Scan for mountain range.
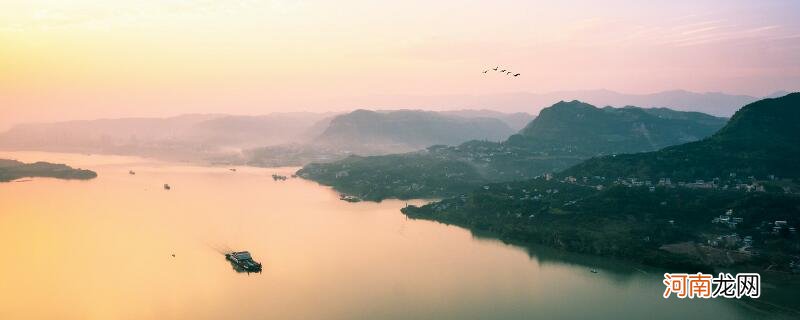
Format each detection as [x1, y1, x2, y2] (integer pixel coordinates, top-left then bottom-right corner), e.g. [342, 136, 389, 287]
[0, 109, 530, 164]
[563, 92, 800, 181]
[0, 113, 334, 161]
[345, 89, 791, 117]
[298, 102, 728, 200]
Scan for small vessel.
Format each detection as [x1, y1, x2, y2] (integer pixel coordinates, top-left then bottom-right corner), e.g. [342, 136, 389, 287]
[590, 269, 598, 274]
[339, 194, 361, 203]
[163, 183, 171, 190]
[272, 174, 287, 181]
[225, 251, 262, 273]
[129, 170, 136, 175]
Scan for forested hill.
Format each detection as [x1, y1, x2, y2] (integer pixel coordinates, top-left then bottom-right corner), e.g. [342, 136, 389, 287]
[509, 100, 728, 156]
[563, 92, 800, 181]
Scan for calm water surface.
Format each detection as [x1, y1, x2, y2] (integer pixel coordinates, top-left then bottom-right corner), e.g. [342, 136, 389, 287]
[0, 152, 792, 319]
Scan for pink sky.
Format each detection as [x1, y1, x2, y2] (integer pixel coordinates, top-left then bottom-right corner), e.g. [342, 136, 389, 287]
[1, 0, 799, 129]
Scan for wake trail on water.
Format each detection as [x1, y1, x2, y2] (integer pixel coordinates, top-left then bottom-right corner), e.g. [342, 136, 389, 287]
[205, 242, 233, 255]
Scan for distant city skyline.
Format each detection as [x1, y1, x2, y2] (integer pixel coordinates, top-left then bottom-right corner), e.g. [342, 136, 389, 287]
[1, 1, 799, 128]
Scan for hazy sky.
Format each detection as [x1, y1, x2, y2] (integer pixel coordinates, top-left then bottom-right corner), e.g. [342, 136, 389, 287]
[1, 0, 799, 128]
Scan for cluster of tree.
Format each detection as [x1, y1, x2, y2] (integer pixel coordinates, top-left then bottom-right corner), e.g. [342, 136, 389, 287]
[0, 159, 97, 182]
[403, 178, 800, 272]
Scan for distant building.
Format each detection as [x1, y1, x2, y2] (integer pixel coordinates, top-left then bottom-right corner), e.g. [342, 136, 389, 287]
[721, 234, 741, 248]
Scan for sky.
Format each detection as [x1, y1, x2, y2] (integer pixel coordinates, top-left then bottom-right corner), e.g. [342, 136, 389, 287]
[1, 0, 799, 128]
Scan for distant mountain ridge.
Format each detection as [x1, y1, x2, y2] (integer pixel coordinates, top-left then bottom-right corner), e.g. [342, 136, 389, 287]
[0, 112, 335, 161]
[0, 109, 531, 165]
[348, 89, 782, 117]
[563, 92, 800, 180]
[0, 112, 335, 149]
[243, 109, 530, 167]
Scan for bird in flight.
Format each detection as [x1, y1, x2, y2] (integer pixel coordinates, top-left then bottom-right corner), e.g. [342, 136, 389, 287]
[483, 66, 520, 78]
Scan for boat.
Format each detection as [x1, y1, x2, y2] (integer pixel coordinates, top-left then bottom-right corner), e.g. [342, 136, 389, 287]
[225, 251, 262, 273]
[590, 269, 598, 273]
[339, 194, 361, 203]
[129, 170, 136, 175]
[272, 174, 288, 181]
[163, 184, 171, 190]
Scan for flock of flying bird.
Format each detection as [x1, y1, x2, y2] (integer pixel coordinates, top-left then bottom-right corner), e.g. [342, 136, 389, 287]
[483, 66, 520, 77]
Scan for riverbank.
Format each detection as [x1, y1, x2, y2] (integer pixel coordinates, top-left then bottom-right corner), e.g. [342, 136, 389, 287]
[400, 178, 800, 275]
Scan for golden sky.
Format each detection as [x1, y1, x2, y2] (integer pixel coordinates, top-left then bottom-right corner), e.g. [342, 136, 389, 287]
[1, 0, 799, 127]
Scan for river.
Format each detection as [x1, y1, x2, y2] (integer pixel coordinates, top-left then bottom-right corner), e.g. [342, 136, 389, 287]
[0, 152, 793, 319]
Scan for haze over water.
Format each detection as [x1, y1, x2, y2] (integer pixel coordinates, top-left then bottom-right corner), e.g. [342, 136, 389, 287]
[0, 152, 784, 319]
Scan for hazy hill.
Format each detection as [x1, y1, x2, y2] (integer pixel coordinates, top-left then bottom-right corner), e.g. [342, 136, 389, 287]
[298, 102, 727, 200]
[440, 109, 534, 130]
[183, 112, 337, 148]
[0, 109, 531, 165]
[0, 113, 333, 161]
[242, 109, 533, 167]
[563, 92, 800, 180]
[311, 109, 516, 154]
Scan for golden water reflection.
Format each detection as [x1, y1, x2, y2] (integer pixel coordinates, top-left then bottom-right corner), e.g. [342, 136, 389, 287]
[0, 152, 774, 319]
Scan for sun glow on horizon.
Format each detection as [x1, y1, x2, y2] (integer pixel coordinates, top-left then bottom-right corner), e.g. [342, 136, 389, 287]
[1, 0, 799, 127]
